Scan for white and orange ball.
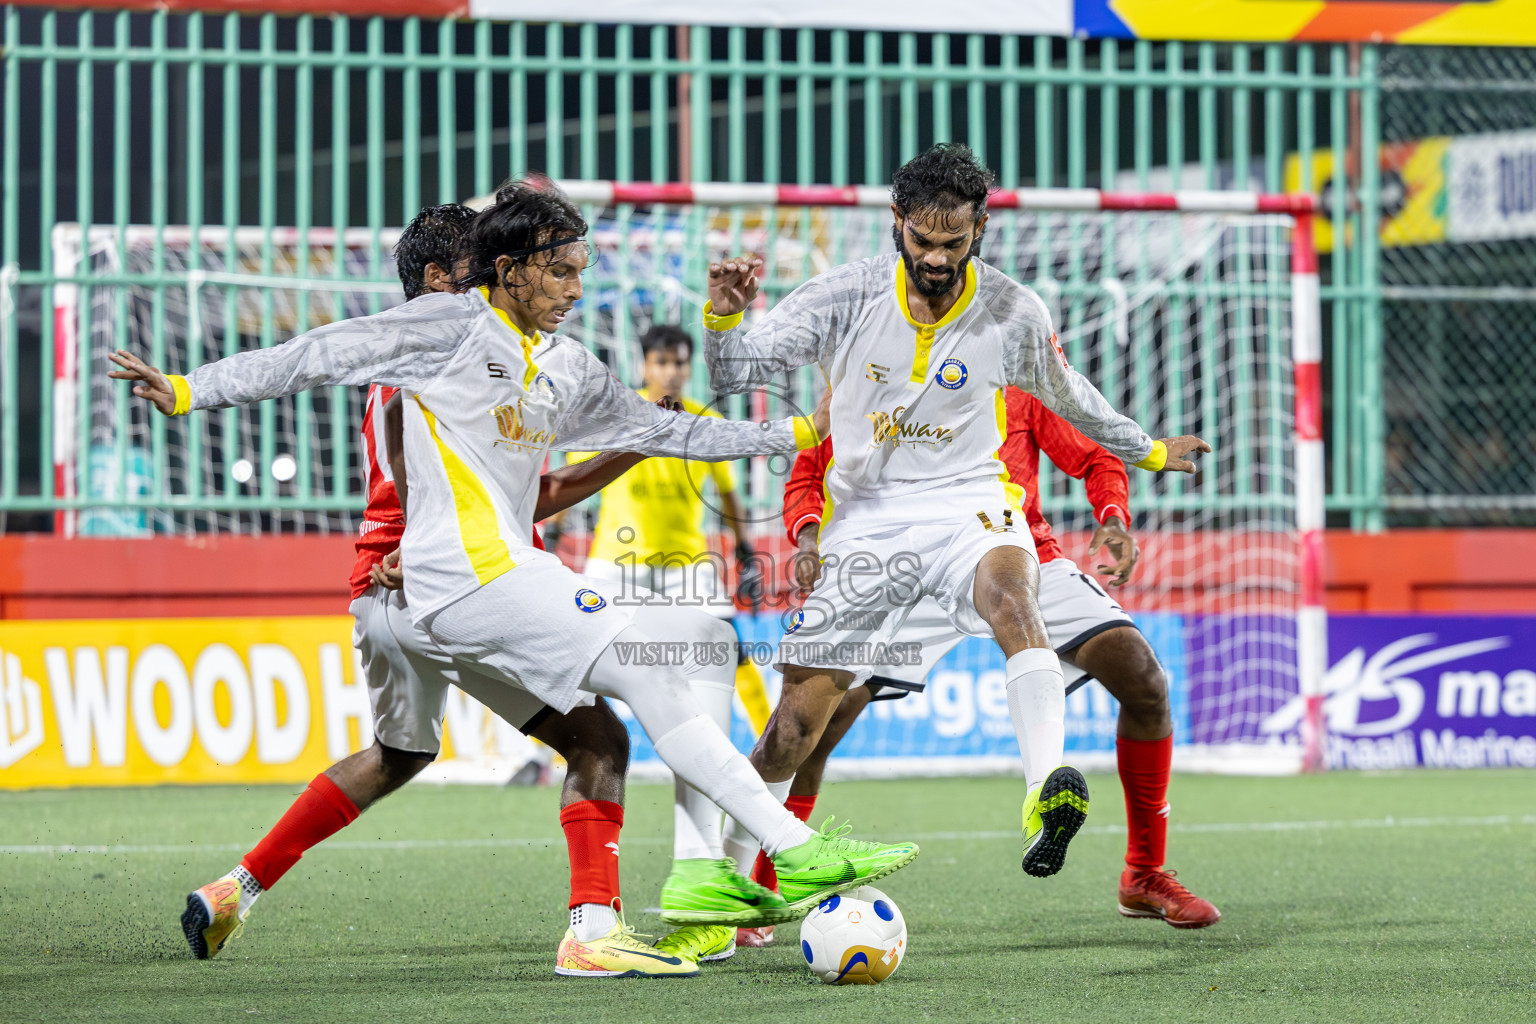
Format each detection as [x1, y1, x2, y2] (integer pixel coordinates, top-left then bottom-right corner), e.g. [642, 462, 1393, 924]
[798, 886, 907, 985]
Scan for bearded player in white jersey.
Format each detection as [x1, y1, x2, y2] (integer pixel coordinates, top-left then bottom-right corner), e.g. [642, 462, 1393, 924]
[703, 145, 1210, 880]
[110, 183, 921, 960]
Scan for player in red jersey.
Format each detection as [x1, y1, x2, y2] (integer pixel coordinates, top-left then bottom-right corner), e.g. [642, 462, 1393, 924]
[735, 386, 1219, 941]
[183, 205, 700, 977]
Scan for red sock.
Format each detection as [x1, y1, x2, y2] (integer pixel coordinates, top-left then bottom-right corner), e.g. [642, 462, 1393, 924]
[751, 794, 818, 891]
[1117, 735, 1173, 873]
[560, 799, 624, 910]
[240, 773, 360, 890]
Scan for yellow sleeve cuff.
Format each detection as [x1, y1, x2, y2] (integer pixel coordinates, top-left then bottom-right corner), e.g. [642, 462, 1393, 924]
[792, 416, 820, 451]
[167, 374, 193, 416]
[1132, 439, 1167, 472]
[702, 301, 744, 332]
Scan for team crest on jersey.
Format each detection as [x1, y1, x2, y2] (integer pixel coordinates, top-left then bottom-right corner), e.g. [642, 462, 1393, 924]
[866, 407, 954, 449]
[574, 589, 607, 613]
[784, 608, 805, 634]
[935, 358, 968, 390]
[532, 371, 557, 402]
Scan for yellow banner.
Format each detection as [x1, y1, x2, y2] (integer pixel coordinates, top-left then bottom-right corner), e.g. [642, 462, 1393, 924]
[0, 617, 380, 788]
[0, 616, 553, 789]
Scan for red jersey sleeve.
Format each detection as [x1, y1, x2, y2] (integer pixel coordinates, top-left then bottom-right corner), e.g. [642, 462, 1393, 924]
[1029, 399, 1131, 524]
[782, 437, 833, 544]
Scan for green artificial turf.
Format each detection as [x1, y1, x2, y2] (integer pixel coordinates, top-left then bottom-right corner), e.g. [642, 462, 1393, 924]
[2, 770, 1533, 1023]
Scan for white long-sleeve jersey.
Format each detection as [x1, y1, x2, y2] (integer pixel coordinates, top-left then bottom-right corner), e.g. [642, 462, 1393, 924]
[179, 289, 808, 619]
[705, 252, 1155, 530]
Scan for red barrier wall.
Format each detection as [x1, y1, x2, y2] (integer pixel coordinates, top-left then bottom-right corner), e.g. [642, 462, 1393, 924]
[3, 529, 1534, 619]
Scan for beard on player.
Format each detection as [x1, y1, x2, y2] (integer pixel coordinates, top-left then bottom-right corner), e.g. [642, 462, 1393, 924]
[891, 218, 982, 298]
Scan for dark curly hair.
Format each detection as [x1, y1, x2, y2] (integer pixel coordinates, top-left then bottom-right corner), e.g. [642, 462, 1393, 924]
[890, 143, 996, 226]
[451, 179, 589, 294]
[394, 203, 476, 300]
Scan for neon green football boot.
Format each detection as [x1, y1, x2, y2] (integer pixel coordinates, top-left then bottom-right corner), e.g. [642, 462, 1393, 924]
[655, 924, 736, 963]
[773, 818, 921, 912]
[658, 858, 794, 927]
[1021, 765, 1090, 878]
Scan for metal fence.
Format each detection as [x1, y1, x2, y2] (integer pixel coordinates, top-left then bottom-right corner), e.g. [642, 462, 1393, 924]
[0, 9, 1383, 532]
[1378, 47, 1536, 526]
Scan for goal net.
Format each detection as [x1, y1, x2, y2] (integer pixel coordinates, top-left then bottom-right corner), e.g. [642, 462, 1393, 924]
[52, 184, 1324, 777]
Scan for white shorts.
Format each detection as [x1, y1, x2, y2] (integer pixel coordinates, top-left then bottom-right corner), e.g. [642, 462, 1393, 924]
[350, 584, 584, 757]
[861, 557, 1137, 697]
[584, 556, 735, 620]
[774, 509, 1037, 684]
[423, 546, 638, 714]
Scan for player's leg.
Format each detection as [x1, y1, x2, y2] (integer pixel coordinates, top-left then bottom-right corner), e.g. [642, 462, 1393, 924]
[1065, 624, 1220, 928]
[628, 603, 751, 957]
[967, 541, 1088, 877]
[733, 682, 873, 948]
[583, 630, 918, 917]
[182, 590, 443, 960]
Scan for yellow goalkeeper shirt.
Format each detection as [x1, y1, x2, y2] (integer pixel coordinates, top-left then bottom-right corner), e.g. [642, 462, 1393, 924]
[575, 393, 739, 563]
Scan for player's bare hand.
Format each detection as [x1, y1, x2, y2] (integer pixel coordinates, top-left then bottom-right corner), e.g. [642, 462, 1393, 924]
[707, 255, 763, 318]
[106, 349, 177, 415]
[811, 388, 832, 441]
[1087, 516, 1139, 588]
[1158, 435, 1212, 474]
[654, 396, 683, 413]
[369, 549, 404, 591]
[793, 525, 822, 594]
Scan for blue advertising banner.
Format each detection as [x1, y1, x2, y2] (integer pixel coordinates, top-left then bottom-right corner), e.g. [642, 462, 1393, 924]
[605, 612, 1536, 776]
[1269, 615, 1536, 771]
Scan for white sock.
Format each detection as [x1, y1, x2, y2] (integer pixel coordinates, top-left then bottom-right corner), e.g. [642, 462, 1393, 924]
[653, 716, 814, 859]
[228, 865, 262, 919]
[1005, 648, 1066, 793]
[672, 679, 735, 861]
[570, 901, 618, 942]
[722, 778, 792, 872]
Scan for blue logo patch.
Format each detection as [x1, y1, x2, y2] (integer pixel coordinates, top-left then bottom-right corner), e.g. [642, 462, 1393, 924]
[574, 589, 607, 613]
[935, 358, 968, 390]
[817, 894, 840, 914]
[802, 939, 815, 964]
[532, 371, 557, 402]
[873, 899, 895, 922]
[784, 608, 805, 635]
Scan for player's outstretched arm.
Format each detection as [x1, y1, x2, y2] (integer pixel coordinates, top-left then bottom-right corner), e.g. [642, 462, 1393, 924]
[108, 294, 467, 415]
[553, 347, 824, 460]
[701, 256, 857, 394]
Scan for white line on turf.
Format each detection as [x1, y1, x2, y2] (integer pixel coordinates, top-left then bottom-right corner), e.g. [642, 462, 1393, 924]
[3, 814, 1533, 856]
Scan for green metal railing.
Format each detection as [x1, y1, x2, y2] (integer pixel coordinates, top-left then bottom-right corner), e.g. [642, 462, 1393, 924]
[0, 9, 1382, 531]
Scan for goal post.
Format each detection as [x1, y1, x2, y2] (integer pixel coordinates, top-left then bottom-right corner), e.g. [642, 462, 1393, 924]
[49, 184, 1326, 777]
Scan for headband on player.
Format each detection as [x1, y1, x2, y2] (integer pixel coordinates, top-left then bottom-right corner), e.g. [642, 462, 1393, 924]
[504, 234, 585, 261]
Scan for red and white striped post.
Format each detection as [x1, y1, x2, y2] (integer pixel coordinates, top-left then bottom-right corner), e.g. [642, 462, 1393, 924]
[1291, 213, 1328, 773]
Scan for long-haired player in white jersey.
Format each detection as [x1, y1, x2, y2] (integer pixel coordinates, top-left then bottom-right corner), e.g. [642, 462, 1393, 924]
[174, 203, 716, 978]
[701, 145, 1210, 881]
[111, 182, 922, 959]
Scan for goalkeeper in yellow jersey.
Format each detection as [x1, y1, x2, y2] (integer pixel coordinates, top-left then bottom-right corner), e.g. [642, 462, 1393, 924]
[571, 323, 773, 963]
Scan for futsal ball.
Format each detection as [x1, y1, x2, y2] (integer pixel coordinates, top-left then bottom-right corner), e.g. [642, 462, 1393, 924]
[798, 886, 907, 985]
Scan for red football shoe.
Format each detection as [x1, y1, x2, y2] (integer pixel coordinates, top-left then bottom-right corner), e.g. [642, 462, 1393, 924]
[1117, 868, 1221, 929]
[735, 926, 775, 947]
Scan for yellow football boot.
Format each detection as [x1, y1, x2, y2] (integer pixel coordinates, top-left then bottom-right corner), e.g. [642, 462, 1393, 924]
[555, 906, 699, 979]
[182, 876, 247, 960]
